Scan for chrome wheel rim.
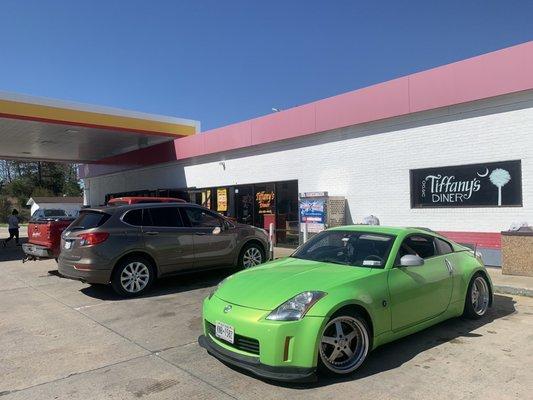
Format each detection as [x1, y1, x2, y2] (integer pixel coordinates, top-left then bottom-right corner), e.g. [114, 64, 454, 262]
[319, 316, 369, 374]
[242, 247, 262, 268]
[471, 276, 489, 316]
[120, 262, 150, 293]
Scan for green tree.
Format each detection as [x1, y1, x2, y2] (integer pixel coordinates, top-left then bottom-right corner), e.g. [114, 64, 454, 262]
[31, 186, 55, 197]
[0, 195, 11, 223]
[0, 160, 82, 218]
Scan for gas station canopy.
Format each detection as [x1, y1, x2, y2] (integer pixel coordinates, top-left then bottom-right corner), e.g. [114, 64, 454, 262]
[0, 91, 199, 162]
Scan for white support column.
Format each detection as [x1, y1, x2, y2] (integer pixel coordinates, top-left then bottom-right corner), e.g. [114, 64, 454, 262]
[268, 222, 275, 260]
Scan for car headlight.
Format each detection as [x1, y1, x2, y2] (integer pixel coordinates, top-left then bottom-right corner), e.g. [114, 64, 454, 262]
[266, 291, 326, 321]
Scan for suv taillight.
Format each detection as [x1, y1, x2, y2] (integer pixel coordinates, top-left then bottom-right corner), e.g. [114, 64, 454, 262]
[77, 232, 109, 246]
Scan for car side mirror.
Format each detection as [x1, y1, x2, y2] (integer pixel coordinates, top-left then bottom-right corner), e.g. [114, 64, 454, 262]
[222, 220, 234, 230]
[212, 226, 222, 235]
[399, 254, 424, 267]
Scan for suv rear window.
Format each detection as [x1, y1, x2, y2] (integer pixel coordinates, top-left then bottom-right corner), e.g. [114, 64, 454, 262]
[70, 211, 110, 230]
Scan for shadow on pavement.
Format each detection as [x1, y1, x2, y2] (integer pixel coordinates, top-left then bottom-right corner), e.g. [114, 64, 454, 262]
[78, 267, 235, 301]
[234, 294, 516, 389]
[0, 237, 27, 262]
[58, 265, 517, 389]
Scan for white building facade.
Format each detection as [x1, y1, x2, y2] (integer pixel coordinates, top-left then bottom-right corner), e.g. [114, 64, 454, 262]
[86, 91, 533, 232]
[81, 43, 533, 264]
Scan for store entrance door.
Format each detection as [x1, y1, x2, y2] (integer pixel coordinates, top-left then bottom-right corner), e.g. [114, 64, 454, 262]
[235, 185, 254, 225]
[254, 182, 276, 230]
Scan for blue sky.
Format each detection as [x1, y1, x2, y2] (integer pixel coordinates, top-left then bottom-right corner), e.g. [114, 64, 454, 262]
[0, 1, 531, 131]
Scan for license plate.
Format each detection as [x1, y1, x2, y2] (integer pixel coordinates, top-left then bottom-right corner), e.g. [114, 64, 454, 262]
[215, 321, 234, 344]
[64, 241, 72, 250]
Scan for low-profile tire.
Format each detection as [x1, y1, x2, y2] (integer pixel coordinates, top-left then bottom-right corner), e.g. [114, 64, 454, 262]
[111, 256, 155, 297]
[463, 273, 490, 319]
[238, 242, 265, 270]
[317, 312, 371, 377]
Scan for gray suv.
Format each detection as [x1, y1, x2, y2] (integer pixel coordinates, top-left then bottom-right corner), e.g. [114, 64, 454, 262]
[58, 203, 269, 296]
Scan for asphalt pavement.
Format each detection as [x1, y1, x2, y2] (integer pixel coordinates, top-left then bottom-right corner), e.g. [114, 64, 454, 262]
[0, 235, 532, 399]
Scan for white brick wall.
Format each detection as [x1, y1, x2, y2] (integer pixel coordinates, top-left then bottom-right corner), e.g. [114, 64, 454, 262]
[86, 91, 533, 233]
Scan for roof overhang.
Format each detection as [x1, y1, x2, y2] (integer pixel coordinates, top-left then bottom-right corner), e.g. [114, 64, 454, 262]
[0, 91, 199, 162]
[80, 41, 533, 179]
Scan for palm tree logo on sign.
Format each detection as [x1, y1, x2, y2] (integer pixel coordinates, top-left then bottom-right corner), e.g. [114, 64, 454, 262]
[489, 168, 511, 206]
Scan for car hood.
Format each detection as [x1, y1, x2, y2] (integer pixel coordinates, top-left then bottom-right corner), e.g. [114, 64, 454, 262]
[215, 257, 372, 310]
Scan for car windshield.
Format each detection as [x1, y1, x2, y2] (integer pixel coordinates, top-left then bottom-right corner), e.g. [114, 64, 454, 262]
[292, 230, 395, 268]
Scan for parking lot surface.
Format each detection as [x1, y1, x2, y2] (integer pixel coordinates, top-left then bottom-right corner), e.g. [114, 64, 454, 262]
[1, 243, 532, 400]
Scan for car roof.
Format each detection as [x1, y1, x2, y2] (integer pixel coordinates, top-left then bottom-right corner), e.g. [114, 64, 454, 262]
[108, 196, 185, 202]
[328, 225, 440, 237]
[81, 202, 200, 213]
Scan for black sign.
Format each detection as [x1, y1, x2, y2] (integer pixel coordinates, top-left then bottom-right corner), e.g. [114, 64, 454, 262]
[410, 160, 522, 208]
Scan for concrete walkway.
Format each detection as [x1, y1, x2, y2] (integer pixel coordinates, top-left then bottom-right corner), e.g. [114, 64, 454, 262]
[487, 267, 533, 297]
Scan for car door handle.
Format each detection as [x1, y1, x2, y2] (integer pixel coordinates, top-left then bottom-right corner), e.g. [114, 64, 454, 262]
[195, 232, 207, 236]
[145, 231, 159, 236]
[444, 259, 453, 275]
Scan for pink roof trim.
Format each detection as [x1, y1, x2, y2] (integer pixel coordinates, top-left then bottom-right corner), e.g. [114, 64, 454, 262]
[82, 41, 533, 178]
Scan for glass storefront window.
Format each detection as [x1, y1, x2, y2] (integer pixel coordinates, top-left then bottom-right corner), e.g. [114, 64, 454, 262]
[275, 181, 299, 247]
[235, 186, 254, 225]
[189, 189, 214, 210]
[254, 183, 276, 230]
[107, 180, 299, 247]
[216, 188, 228, 213]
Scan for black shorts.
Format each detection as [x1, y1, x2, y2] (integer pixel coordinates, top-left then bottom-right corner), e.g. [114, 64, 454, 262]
[8, 228, 19, 238]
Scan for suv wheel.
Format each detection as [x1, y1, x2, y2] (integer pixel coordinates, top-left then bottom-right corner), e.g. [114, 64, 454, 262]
[111, 256, 155, 297]
[238, 243, 265, 269]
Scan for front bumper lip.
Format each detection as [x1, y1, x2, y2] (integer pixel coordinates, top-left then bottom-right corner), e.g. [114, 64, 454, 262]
[198, 334, 316, 383]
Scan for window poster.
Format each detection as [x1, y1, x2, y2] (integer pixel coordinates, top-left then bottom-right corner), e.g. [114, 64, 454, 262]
[217, 188, 228, 212]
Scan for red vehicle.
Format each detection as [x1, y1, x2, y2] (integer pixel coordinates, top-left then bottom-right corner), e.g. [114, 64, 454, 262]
[107, 196, 185, 205]
[23, 216, 75, 261]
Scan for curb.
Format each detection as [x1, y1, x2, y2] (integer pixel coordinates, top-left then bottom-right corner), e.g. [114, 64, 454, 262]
[494, 285, 533, 298]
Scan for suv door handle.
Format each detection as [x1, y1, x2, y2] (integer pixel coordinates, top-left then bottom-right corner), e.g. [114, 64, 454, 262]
[145, 231, 159, 236]
[195, 232, 207, 236]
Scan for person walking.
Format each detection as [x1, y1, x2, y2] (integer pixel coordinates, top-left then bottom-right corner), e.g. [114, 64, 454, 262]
[3, 209, 21, 247]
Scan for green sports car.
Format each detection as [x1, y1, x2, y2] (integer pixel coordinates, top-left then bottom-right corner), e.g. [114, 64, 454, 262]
[198, 226, 492, 382]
